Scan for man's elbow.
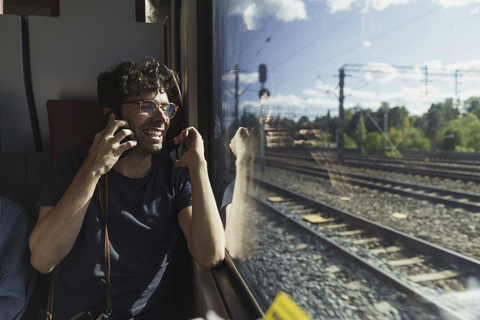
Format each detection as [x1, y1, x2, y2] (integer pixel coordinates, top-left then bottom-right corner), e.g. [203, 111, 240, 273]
[196, 250, 225, 269]
[29, 242, 54, 274]
[30, 254, 53, 274]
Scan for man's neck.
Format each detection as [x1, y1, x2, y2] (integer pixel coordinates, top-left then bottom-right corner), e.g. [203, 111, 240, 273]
[112, 151, 152, 179]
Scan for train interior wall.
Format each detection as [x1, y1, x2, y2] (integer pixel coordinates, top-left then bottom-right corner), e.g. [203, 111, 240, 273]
[0, 0, 204, 318]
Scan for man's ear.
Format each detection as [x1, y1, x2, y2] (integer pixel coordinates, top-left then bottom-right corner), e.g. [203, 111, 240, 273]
[103, 108, 111, 115]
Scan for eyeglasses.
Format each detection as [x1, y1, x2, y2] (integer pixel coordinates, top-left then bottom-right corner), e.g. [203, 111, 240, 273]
[122, 100, 177, 119]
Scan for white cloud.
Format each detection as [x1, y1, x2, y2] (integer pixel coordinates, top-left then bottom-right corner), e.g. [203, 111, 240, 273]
[444, 59, 480, 72]
[369, 0, 414, 11]
[231, 0, 307, 30]
[362, 62, 399, 83]
[361, 40, 372, 48]
[325, 0, 480, 14]
[325, 0, 356, 14]
[223, 71, 259, 84]
[433, 0, 480, 8]
[326, 0, 416, 13]
[243, 4, 259, 30]
[423, 59, 444, 70]
[470, 7, 480, 14]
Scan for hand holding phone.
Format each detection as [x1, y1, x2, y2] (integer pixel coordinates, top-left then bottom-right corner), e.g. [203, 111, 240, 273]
[102, 108, 133, 160]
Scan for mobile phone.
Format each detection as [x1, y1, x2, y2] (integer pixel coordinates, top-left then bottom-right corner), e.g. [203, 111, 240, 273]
[102, 108, 133, 160]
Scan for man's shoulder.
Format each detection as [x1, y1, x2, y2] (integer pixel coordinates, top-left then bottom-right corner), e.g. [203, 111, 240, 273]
[62, 145, 89, 159]
[55, 145, 89, 167]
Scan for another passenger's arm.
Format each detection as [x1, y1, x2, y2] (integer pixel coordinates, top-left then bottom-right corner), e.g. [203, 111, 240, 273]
[174, 127, 225, 268]
[29, 115, 136, 274]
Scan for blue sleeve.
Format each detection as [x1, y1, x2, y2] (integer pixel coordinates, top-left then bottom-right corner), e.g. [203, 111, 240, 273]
[175, 167, 192, 214]
[220, 180, 235, 228]
[0, 197, 37, 320]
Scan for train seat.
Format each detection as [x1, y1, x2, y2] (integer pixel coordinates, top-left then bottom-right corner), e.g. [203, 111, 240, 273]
[0, 14, 38, 153]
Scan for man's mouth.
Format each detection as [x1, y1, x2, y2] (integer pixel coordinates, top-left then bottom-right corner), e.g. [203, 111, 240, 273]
[142, 129, 164, 140]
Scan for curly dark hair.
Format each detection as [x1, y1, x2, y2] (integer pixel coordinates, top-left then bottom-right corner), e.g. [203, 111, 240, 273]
[97, 56, 180, 111]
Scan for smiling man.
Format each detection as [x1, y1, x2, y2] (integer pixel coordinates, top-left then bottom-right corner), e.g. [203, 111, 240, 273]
[29, 57, 225, 320]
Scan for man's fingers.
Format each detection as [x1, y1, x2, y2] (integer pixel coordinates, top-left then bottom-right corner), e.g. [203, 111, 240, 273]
[112, 128, 134, 143]
[106, 118, 130, 137]
[118, 139, 137, 153]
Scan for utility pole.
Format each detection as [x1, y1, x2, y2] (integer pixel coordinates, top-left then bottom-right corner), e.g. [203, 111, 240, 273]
[327, 110, 331, 149]
[338, 68, 345, 164]
[234, 64, 239, 129]
[383, 107, 388, 151]
[259, 64, 268, 172]
[424, 65, 428, 97]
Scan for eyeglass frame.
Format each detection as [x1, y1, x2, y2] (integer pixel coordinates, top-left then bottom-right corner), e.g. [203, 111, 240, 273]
[120, 99, 178, 119]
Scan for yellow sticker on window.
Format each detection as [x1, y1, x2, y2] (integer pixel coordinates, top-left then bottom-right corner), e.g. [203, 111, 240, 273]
[267, 196, 285, 202]
[264, 292, 311, 320]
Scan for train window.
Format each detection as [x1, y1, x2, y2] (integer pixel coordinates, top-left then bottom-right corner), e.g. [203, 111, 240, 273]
[219, 0, 480, 319]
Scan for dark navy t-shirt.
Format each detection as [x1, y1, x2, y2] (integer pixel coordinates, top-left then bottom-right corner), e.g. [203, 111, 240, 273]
[220, 180, 234, 229]
[36, 146, 192, 320]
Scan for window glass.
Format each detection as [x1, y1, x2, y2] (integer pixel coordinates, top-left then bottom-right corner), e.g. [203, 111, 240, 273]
[220, 1, 480, 318]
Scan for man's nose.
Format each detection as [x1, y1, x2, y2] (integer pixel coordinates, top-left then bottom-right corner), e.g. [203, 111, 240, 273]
[152, 106, 168, 122]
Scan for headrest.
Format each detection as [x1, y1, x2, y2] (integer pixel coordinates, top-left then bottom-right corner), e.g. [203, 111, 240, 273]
[47, 100, 104, 165]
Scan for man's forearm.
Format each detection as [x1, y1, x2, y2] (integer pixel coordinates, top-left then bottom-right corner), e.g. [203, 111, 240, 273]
[29, 165, 100, 274]
[188, 160, 225, 268]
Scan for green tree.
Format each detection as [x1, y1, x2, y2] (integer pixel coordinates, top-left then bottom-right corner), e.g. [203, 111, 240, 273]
[422, 98, 460, 148]
[445, 112, 480, 152]
[343, 133, 357, 149]
[398, 127, 431, 151]
[295, 116, 311, 131]
[366, 132, 383, 150]
[355, 113, 367, 154]
[388, 106, 409, 129]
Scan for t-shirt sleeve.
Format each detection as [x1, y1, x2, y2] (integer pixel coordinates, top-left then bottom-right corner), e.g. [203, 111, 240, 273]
[37, 146, 88, 208]
[220, 180, 235, 228]
[175, 167, 193, 214]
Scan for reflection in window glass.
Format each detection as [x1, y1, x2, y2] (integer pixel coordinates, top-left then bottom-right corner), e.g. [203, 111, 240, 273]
[220, 1, 480, 319]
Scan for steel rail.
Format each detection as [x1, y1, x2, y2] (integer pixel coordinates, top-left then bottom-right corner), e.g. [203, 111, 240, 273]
[254, 178, 480, 274]
[252, 183, 470, 319]
[345, 158, 480, 175]
[266, 159, 480, 212]
[266, 150, 480, 174]
[343, 160, 480, 182]
[265, 152, 480, 182]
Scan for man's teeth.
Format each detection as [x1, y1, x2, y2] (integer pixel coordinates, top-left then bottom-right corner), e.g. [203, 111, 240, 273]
[144, 130, 162, 137]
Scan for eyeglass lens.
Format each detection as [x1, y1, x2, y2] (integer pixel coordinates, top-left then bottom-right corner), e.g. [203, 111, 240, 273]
[140, 101, 175, 118]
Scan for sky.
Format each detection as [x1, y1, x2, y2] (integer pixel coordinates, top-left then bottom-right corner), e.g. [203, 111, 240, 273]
[222, 0, 480, 122]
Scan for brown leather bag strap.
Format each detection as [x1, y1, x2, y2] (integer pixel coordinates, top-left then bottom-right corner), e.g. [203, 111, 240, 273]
[98, 174, 112, 315]
[46, 275, 54, 320]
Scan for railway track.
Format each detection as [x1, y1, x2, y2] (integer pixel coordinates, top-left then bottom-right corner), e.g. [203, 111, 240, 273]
[252, 179, 480, 319]
[265, 159, 480, 212]
[265, 149, 480, 183]
[268, 147, 480, 165]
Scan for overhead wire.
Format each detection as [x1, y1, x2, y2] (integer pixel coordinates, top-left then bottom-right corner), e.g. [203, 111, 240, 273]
[270, 7, 362, 71]
[238, 2, 286, 58]
[244, 20, 284, 70]
[274, 5, 444, 89]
